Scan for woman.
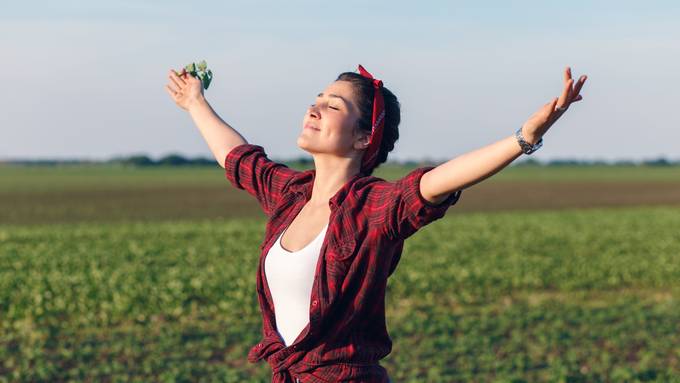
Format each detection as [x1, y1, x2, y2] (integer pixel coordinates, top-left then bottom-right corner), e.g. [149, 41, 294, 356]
[165, 64, 587, 382]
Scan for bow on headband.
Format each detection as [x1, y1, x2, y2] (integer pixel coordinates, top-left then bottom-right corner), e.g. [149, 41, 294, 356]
[357, 64, 385, 174]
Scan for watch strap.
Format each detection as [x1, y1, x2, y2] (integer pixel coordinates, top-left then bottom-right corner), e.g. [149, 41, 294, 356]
[515, 127, 543, 155]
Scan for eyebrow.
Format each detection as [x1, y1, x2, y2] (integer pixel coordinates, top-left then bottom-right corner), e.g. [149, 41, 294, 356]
[317, 92, 350, 107]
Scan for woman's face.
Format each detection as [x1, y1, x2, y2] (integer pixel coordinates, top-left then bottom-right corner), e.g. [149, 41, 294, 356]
[298, 80, 368, 158]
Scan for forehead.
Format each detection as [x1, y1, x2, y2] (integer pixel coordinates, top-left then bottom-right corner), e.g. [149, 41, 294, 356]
[323, 81, 354, 101]
[323, 80, 354, 94]
[319, 80, 357, 105]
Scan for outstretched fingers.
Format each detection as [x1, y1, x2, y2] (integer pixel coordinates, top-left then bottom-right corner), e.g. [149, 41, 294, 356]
[569, 75, 587, 103]
[170, 69, 187, 88]
[557, 67, 573, 109]
[165, 84, 180, 98]
[557, 66, 589, 109]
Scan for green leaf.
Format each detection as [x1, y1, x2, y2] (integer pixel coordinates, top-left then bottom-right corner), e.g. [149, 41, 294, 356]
[204, 70, 213, 89]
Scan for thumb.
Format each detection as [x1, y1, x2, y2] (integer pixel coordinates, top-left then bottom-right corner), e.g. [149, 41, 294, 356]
[547, 97, 560, 120]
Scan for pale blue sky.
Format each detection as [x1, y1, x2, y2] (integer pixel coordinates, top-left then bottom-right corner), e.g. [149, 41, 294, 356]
[1, 0, 678, 162]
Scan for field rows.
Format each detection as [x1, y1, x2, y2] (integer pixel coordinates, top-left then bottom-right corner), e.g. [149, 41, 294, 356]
[1, 206, 679, 381]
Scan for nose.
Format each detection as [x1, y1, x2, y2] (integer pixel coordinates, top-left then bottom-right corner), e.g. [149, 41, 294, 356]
[307, 104, 320, 119]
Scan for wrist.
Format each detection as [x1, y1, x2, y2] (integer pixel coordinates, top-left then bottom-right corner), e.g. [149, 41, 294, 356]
[187, 96, 208, 113]
[515, 126, 543, 155]
[521, 125, 541, 145]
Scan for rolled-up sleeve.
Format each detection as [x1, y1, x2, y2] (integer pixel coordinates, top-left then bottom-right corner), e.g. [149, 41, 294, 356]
[224, 143, 300, 217]
[371, 166, 462, 240]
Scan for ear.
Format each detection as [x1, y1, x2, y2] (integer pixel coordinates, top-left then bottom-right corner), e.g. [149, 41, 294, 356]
[353, 129, 371, 151]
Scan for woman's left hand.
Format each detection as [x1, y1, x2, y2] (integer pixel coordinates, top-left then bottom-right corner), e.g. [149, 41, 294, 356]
[521, 66, 587, 144]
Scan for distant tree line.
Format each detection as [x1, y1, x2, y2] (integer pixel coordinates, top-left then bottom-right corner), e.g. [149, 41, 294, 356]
[111, 154, 215, 167]
[1, 154, 679, 167]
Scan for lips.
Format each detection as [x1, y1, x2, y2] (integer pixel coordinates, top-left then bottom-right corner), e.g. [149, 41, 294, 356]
[304, 124, 320, 131]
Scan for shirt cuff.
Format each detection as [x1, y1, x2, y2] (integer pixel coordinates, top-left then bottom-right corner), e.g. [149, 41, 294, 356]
[402, 166, 462, 212]
[224, 143, 265, 190]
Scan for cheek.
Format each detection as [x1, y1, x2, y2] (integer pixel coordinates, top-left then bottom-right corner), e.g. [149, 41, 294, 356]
[317, 127, 350, 152]
[331, 118, 355, 144]
[318, 114, 357, 149]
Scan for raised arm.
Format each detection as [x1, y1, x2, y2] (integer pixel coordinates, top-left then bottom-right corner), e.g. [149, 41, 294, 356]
[165, 68, 247, 167]
[420, 66, 588, 204]
[165, 68, 300, 216]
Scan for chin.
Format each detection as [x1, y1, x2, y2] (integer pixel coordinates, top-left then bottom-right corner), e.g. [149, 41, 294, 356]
[298, 138, 328, 157]
[296, 135, 313, 152]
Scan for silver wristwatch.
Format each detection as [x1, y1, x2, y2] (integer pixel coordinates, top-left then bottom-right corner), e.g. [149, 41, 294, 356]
[515, 127, 543, 155]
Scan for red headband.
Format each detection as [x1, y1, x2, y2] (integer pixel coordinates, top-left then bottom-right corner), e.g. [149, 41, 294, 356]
[357, 64, 385, 174]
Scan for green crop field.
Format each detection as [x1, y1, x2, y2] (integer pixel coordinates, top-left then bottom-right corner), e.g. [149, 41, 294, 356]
[1, 164, 679, 382]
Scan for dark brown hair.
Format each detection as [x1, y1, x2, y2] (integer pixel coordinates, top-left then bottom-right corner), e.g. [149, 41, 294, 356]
[336, 71, 400, 176]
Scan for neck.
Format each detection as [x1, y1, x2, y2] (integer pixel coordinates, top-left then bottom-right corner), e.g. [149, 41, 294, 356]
[308, 154, 362, 207]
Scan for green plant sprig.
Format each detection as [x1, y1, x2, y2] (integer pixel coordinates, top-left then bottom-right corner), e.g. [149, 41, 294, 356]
[173, 60, 213, 90]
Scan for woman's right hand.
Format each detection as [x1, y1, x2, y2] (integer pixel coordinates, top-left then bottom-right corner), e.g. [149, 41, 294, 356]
[165, 68, 205, 112]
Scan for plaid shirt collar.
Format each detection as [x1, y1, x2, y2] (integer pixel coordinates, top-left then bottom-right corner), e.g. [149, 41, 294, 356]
[287, 168, 366, 210]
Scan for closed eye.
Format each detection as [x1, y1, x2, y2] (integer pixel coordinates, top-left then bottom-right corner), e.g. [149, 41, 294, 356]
[310, 103, 340, 110]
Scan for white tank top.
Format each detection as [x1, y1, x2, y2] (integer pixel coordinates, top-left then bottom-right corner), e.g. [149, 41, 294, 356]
[264, 222, 329, 346]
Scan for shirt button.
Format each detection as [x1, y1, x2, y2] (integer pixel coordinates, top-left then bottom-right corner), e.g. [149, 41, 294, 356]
[258, 343, 262, 348]
[312, 300, 318, 306]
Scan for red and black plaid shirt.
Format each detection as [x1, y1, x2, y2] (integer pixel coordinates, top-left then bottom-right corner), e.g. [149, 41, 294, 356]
[225, 143, 462, 382]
